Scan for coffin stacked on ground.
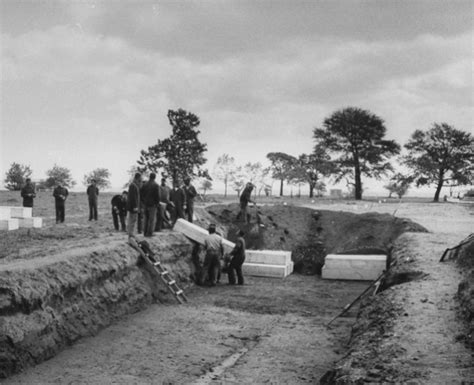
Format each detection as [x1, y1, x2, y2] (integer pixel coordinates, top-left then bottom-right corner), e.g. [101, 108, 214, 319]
[174, 219, 293, 278]
[322, 254, 387, 281]
[0, 206, 43, 230]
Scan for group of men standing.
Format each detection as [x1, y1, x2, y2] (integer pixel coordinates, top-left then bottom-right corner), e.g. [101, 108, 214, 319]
[126, 172, 198, 238]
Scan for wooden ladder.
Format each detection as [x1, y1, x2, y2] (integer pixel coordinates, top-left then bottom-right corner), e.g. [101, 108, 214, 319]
[129, 237, 188, 304]
[148, 257, 188, 304]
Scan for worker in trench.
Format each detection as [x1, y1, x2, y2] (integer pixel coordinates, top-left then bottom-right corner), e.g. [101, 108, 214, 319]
[203, 223, 224, 286]
[237, 182, 255, 224]
[225, 230, 246, 285]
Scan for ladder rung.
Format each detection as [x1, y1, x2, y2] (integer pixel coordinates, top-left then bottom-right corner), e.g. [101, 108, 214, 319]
[175, 290, 183, 296]
[160, 271, 169, 276]
[153, 261, 161, 266]
[168, 280, 176, 286]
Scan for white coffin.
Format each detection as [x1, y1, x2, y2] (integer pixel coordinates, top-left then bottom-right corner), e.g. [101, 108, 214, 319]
[322, 254, 387, 281]
[18, 217, 43, 228]
[0, 207, 11, 220]
[0, 219, 19, 231]
[245, 250, 292, 266]
[242, 262, 291, 278]
[174, 218, 235, 253]
[10, 207, 32, 218]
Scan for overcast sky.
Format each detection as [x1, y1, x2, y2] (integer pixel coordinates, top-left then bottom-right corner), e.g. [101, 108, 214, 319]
[1, 0, 472, 193]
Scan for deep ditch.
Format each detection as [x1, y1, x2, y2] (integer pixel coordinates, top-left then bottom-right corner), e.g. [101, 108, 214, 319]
[0, 205, 430, 380]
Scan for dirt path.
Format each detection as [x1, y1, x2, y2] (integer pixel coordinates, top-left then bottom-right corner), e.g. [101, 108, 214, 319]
[387, 231, 474, 382]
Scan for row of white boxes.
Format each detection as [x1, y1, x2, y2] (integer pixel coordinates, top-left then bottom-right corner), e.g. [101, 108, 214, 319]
[173, 219, 294, 278]
[0, 206, 43, 230]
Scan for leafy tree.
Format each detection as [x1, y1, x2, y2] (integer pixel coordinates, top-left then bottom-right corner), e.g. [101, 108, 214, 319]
[290, 148, 335, 198]
[83, 168, 111, 189]
[230, 166, 248, 196]
[4, 162, 32, 191]
[266, 152, 297, 196]
[314, 181, 327, 197]
[138, 108, 209, 185]
[403, 123, 473, 202]
[314, 107, 400, 200]
[213, 154, 236, 198]
[45, 164, 76, 188]
[384, 173, 413, 199]
[199, 178, 213, 196]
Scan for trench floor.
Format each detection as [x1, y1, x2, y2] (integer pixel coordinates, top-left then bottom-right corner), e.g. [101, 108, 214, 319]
[4, 275, 368, 384]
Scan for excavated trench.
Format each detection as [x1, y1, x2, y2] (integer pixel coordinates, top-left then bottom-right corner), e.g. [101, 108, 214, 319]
[0, 204, 429, 380]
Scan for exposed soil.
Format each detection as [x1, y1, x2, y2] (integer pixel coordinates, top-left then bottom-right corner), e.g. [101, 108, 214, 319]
[1, 192, 473, 384]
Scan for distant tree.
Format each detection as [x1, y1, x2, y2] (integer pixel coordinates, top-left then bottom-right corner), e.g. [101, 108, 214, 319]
[45, 164, 76, 188]
[314, 107, 400, 200]
[199, 178, 213, 196]
[4, 162, 32, 191]
[403, 123, 473, 202]
[266, 152, 297, 196]
[83, 168, 111, 189]
[230, 166, 248, 196]
[384, 173, 413, 199]
[291, 148, 335, 198]
[314, 181, 327, 197]
[138, 108, 209, 185]
[213, 154, 236, 198]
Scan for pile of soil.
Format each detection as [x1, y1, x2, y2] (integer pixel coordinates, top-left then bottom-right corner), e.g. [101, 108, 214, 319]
[206, 203, 427, 274]
[455, 235, 474, 349]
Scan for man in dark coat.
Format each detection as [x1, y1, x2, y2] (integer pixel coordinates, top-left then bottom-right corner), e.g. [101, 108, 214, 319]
[53, 183, 68, 223]
[237, 182, 255, 223]
[111, 191, 128, 231]
[127, 173, 142, 238]
[156, 177, 171, 230]
[140, 173, 160, 237]
[228, 230, 246, 285]
[21, 178, 36, 208]
[170, 180, 186, 226]
[183, 176, 198, 223]
[86, 179, 99, 221]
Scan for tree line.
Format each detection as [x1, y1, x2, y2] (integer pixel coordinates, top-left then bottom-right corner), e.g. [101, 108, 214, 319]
[4, 107, 473, 202]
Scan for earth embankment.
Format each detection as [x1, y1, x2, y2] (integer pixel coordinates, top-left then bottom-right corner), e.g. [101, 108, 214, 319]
[0, 232, 194, 378]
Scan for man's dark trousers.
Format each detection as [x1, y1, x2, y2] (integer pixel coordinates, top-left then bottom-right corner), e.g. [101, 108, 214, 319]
[203, 251, 220, 286]
[228, 257, 244, 285]
[55, 202, 65, 223]
[143, 206, 157, 236]
[112, 210, 126, 231]
[89, 199, 98, 221]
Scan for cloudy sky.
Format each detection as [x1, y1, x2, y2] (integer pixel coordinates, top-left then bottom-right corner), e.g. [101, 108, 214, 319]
[1, 0, 472, 193]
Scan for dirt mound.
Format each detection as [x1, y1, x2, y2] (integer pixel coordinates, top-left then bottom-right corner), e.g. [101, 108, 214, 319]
[0, 232, 194, 378]
[455, 236, 474, 349]
[206, 203, 427, 274]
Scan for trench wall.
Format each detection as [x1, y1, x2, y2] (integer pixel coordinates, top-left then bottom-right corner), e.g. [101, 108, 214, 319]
[0, 232, 194, 378]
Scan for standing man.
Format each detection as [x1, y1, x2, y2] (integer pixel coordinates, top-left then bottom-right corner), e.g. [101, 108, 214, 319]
[111, 191, 128, 231]
[203, 224, 224, 286]
[53, 182, 68, 224]
[21, 178, 36, 208]
[140, 173, 160, 237]
[183, 176, 198, 223]
[228, 230, 246, 285]
[86, 179, 99, 221]
[170, 179, 186, 226]
[156, 177, 171, 230]
[127, 172, 142, 238]
[238, 182, 255, 223]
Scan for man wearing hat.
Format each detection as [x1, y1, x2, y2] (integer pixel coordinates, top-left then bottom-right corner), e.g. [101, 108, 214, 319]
[21, 178, 36, 208]
[203, 224, 224, 286]
[237, 182, 255, 223]
[86, 179, 99, 221]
